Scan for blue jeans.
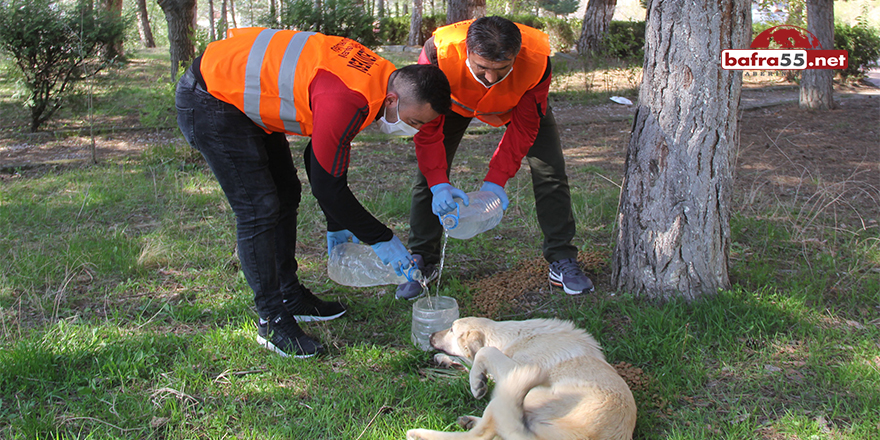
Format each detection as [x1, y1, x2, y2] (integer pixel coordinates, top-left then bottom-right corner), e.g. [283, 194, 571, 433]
[175, 69, 301, 320]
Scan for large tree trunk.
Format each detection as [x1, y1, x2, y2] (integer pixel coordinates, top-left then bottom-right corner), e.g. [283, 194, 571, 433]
[136, 0, 156, 47]
[469, 0, 485, 18]
[157, 0, 197, 81]
[447, 0, 468, 24]
[103, 0, 125, 60]
[577, 0, 616, 55]
[408, 0, 423, 46]
[447, 0, 483, 24]
[612, 0, 750, 301]
[800, 0, 835, 109]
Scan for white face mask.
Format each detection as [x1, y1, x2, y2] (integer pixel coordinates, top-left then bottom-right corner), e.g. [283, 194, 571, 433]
[378, 102, 420, 137]
[466, 52, 514, 88]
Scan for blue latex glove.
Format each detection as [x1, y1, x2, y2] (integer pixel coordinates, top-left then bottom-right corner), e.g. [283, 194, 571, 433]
[327, 229, 359, 255]
[430, 183, 469, 216]
[480, 181, 509, 211]
[370, 236, 414, 276]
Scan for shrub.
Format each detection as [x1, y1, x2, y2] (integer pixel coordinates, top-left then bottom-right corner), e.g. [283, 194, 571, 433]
[539, 0, 579, 16]
[505, 14, 546, 32]
[421, 14, 447, 44]
[543, 17, 578, 52]
[379, 15, 409, 45]
[0, 0, 126, 132]
[834, 22, 880, 81]
[280, 0, 380, 48]
[601, 21, 646, 61]
[499, 15, 580, 53]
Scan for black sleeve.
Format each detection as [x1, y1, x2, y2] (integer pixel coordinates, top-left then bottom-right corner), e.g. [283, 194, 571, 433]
[303, 143, 394, 245]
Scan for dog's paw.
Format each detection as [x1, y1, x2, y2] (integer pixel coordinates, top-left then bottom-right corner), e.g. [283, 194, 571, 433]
[470, 371, 488, 399]
[433, 353, 466, 370]
[456, 415, 480, 430]
[406, 429, 431, 440]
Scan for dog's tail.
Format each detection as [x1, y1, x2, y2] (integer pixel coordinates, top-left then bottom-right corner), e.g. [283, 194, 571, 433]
[484, 364, 549, 439]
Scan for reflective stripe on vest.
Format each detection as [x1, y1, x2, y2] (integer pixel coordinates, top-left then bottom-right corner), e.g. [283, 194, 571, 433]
[242, 29, 316, 134]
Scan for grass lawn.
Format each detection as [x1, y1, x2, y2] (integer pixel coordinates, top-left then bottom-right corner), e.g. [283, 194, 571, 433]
[1, 49, 878, 439]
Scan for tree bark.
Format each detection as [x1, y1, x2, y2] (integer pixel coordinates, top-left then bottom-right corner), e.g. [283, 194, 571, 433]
[103, 0, 125, 60]
[207, 0, 216, 41]
[799, 0, 835, 110]
[468, 0, 485, 19]
[577, 0, 616, 55]
[612, 0, 751, 301]
[219, 0, 228, 39]
[157, 0, 197, 81]
[229, 0, 237, 28]
[136, 0, 156, 47]
[408, 0, 424, 46]
[447, 0, 468, 24]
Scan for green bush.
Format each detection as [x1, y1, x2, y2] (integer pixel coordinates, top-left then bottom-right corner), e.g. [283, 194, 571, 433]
[379, 15, 410, 45]
[539, 0, 579, 16]
[280, 0, 380, 48]
[0, 0, 126, 132]
[421, 14, 447, 44]
[543, 17, 578, 52]
[375, 14, 446, 46]
[834, 22, 880, 81]
[505, 14, 546, 32]
[601, 21, 646, 61]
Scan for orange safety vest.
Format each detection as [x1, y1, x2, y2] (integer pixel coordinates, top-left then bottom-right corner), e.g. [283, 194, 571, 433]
[200, 28, 396, 136]
[432, 20, 551, 127]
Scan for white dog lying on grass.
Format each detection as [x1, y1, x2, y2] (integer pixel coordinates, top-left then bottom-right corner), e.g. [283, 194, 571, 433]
[407, 317, 637, 440]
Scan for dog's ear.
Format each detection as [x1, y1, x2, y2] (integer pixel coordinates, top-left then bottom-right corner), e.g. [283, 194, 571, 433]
[459, 329, 485, 358]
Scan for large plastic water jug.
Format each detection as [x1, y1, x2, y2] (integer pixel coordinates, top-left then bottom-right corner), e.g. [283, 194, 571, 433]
[411, 296, 459, 351]
[439, 191, 503, 239]
[328, 243, 422, 287]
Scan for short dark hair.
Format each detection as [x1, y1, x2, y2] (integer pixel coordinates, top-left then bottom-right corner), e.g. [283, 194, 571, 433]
[390, 64, 452, 115]
[466, 16, 522, 62]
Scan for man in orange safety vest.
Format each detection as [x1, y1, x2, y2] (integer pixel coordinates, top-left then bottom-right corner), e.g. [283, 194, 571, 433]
[176, 28, 451, 358]
[397, 16, 594, 300]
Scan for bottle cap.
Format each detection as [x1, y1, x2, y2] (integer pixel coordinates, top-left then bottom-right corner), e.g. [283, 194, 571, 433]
[439, 204, 461, 229]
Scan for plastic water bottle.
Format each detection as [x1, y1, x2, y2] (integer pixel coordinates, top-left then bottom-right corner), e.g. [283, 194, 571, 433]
[439, 191, 503, 239]
[411, 296, 459, 351]
[328, 243, 423, 287]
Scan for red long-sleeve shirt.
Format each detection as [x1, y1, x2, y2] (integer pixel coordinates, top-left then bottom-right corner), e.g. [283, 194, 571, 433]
[414, 37, 552, 188]
[306, 70, 393, 244]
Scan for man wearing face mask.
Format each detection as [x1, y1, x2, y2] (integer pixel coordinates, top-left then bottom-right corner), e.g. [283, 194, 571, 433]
[396, 16, 594, 300]
[176, 28, 451, 358]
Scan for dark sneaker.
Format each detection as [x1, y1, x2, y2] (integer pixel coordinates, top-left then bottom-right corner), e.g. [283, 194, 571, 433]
[256, 313, 323, 358]
[395, 255, 435, 300]
[284, 284, 346, 322]
[549, 258, 595, 295]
